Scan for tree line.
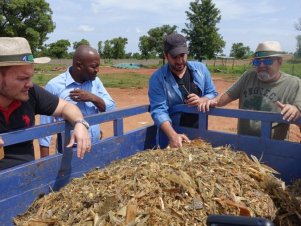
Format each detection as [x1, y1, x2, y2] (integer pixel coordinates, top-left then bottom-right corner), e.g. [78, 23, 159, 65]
[1, 0, 301, 60]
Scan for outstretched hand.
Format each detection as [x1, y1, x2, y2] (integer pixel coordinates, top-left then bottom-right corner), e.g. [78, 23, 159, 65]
[198, 98, 218, 112]
[276, 101, 301, 122]
[169, 133, 191, 148]
[66, 123, 92, 159]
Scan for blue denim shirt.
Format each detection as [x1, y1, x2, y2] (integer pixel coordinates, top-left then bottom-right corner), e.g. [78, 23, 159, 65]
[148, 61, 217, 127]
[39, 67, 116, 147]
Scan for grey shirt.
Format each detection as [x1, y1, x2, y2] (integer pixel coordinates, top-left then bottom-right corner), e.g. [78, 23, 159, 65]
[226, 69, 301, 139]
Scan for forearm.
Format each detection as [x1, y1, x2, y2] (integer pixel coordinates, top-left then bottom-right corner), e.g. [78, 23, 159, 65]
[90, 94, 106, 112]
[62, 104, 84, 123]
[0, 137, 4, 160]
[53, 100, 84, 125]
[216, 92, 233, 107]
[160, 121, 177, 139]
[39, 146, 50, 158]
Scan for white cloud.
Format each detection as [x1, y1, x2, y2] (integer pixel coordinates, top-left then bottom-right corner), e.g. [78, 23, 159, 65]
[215, 0, 284, 20]
[76, 25, 95, 32]
[135, 27, 142, 34]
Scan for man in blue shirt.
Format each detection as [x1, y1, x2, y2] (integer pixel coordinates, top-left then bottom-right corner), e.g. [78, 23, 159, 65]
[39, 45, 115, 157]
[148, 33, 218, 148]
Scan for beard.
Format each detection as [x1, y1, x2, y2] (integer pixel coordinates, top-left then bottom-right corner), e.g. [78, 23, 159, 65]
[169, 60, 187, 74]
[257, 71, 278, 82]
[257, 71, 271, 82]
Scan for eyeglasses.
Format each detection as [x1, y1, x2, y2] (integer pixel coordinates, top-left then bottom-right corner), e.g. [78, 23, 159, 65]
[252, 58, 274, 67]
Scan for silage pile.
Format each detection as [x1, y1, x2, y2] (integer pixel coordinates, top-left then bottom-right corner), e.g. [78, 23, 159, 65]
[14, 139, 301, 226]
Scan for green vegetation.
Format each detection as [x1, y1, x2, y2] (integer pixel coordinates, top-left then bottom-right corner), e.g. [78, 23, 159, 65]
[207, 64, 252, 76]
[33, 65, 63, 85]
[32, 67, 150, 88]
[207, 59, 301, 79]
[100, 73, 149, 89]
[32, 58, 301, 87]
[183, 0, 225, 60]
[139, 25, 177, 59]
[281, 62, 301, 78]
[0, 0, 55, 54]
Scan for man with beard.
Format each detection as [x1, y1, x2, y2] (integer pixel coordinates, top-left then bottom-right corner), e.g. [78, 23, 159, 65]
[201, 41, 301, 140]
[0, 37, 91, 170]
[148, 33, 218, 148]
[39, 45, 115, 157]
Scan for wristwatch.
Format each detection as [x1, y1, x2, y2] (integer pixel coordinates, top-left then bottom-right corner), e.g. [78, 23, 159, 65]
[74, 119, 89, 130]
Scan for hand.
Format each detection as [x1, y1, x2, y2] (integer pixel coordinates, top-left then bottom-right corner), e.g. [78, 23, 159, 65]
[0, 136, 3, 147]
[0, 136, 4, 159]
[198, 98, 218, 112]
[169, 133, 190, 148]
[276, 101, 301, 122]
[66, 123, 91, 159]
[185, 93, 202, 106]
[69, 89, 93, 102]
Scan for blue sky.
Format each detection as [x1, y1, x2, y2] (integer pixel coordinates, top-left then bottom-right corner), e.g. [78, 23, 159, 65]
[46, 0, 301, 56]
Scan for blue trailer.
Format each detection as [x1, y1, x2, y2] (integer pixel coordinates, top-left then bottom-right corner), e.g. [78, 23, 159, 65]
[0, 105, 300, 225]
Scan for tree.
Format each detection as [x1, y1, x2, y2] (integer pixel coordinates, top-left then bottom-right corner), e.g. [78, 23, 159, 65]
[295, 17, 301, 31]
[230, 42, 253, 59]
[139, 35, 153, 59]
[110, 37, 128, 59]
[138, 25, 177, 59]
[125, 52, 132, 59]
[101, 37, 128, 59]
[102, 40, 112, 59]
[47, 39, 71, 59]
[97, 41, 103, 56]
[0, 0, 55, 54]
[73, 39, 90, 50]
[295, 35, 301, 57]
[182, 0, 225, 60]
[132, 52, 141, 59]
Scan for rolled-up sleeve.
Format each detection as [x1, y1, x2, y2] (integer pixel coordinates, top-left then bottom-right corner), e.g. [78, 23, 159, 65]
[95, 79, 116, 111]
[148, 71, 171, 127]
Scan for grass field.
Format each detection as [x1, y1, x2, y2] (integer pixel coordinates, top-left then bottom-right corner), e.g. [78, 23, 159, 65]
[100, 72, 149, 89]
[33, 57, 301, 87]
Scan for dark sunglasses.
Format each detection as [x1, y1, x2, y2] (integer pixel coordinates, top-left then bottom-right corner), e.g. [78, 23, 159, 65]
[252, 58, 274, 67]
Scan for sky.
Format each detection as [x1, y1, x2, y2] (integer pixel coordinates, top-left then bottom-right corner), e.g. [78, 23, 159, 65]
[46, 0, 301, 56]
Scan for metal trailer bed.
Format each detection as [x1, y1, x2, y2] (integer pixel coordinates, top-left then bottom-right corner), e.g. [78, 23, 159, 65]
[0, 105, 300, 225]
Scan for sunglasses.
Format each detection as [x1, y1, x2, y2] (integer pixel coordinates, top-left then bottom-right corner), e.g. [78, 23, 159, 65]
[252, 58, 274, 67]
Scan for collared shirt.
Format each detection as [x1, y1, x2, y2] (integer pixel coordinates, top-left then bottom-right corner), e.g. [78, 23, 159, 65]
[39, 67, 116, 147]
[148, 61, 218, 127]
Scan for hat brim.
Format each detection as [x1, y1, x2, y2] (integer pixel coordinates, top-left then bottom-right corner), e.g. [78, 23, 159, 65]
[0, 57, 51, 67]
[254, 53, 286, 58]
[169, 47, 189, 57]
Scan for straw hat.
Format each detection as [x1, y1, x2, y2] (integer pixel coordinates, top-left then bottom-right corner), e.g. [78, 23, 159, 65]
[254, 41, 285, 58]
[0, 37, 51, 67]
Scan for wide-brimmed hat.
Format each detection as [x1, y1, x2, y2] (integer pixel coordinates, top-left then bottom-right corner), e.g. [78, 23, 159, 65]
[254, 41, 285, 58]
[164, 33, 189, 57]
[0, 37, 51, 67]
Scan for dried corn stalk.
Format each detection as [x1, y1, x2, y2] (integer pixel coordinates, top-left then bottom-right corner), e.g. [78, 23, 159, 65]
[14, 139, 301, 226]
